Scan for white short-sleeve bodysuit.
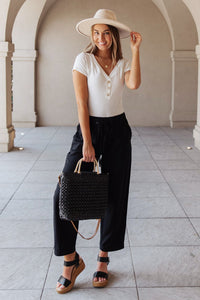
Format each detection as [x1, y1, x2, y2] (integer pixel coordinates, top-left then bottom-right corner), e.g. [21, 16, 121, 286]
[72, 52, 131, 118]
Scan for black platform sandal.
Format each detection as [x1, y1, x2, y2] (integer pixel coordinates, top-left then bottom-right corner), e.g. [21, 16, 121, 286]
[93, 255, 109, 288]
[56, 252, 85, 294]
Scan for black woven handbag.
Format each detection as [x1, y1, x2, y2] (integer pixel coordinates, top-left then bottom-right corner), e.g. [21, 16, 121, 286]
[59, 158, 109, 239]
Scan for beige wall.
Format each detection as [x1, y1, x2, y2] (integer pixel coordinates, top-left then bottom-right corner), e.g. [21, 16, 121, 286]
[36, 0, 172, 126]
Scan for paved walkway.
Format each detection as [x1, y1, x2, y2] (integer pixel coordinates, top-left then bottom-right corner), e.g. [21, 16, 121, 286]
[1, 126, 200, 300]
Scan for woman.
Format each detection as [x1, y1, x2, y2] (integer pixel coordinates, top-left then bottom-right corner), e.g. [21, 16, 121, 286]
[54, 8, 142, 294]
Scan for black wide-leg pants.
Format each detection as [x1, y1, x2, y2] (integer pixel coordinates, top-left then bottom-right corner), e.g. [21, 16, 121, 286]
[53, 113, 132, 256]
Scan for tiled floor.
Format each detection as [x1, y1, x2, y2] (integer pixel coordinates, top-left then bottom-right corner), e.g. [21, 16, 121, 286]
[1, 126, 200, 300]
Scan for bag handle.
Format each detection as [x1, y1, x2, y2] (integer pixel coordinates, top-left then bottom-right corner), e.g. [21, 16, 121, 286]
[74, 158, 100, 174]
[71, 219, 101, 240]
[58, 158, 99, 186]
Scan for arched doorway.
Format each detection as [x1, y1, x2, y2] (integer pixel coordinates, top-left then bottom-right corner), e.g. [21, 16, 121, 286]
[1, 0, 200, 151]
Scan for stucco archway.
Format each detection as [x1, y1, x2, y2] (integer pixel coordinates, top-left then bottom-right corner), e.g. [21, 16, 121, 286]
[12, 0, 198, 127]
[0, 0, 25, 152]
[153, 0, 198, 128]
[35, 0, 198, 128]
[182, 0, 200, 149]
[11, 0, 56, 127]
[1, 0, 200, 151]
[36, 0, 171, 126]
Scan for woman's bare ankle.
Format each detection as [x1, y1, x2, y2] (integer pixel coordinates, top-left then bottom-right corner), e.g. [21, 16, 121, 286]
[99, 250, 108, 257]
[64, 251, 76, 262]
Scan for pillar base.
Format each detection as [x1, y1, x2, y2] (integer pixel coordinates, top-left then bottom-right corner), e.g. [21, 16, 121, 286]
[12, 110, 37, 128]
[170, 110, 197, 128]
[171, 121, 196, 128]
[170, 50, 198, 129]
[13, 121, 36, 128]
[0, 126, 15, 152]
[193, 124, 200, 150]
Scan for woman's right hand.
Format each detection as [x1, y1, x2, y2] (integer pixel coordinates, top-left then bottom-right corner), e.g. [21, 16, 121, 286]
[82, 141, 96, 162]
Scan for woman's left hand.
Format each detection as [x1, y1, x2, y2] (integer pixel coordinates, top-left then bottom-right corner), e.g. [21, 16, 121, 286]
[130, 31, 142, 51]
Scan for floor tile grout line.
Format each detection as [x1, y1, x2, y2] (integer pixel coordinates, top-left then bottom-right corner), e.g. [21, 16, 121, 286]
[40, 249, 54, 300]
[0, 288, 42, 291]
[131, 128, 200, 280]
[127, 244, 200, 248]
[4, 195, 196, 200]
[0, 169, 36, 215]
[40, 286, 141, 291]
[0, 246, 134, 250]
[0, 127, 60, 215]
[2, 245, 200, 250]
[159, 127, 200, 239]
[2, 198, 53, 200]
[160, 126, 200, 165]
[0, 247, 55, 251]
[188, 219, 200, 240]
[134, 126, 196, 151]
[1, 285, 200, 291]
[127, 217, 200, 220]
[129, 126, 147, 300]
[136, 127, 200, 240]
[127, 228, 140, 300]
[136, 130, 184, 191]
[0, 218, 53, 221]
[130, 168, 200, 173]
[136, 285, 200, 289]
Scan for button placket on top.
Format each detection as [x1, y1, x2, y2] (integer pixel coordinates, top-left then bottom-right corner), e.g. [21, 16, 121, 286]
[92, 54, 121, 101]
[106, 79, 111, 99]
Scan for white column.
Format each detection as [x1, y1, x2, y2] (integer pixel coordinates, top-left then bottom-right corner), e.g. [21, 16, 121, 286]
[170, 50, 198, 128]
[12, 49, 37, 127]
[0, 42, 15, 152]
[193, 45, 200, 150]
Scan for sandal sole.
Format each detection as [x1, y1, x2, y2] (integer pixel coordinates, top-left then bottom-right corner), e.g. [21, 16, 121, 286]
[93, 279, 108, 288]
[56, 259, 85, 294]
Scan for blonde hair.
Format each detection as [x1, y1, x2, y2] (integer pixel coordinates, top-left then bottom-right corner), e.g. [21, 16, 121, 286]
[84, 25, 123, 66]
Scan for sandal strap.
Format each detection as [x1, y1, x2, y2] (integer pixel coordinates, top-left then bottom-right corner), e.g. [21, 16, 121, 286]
[57, 275, 71, 288]
[93, 271, 108, 280]
[97, 255, 110, 265]
[64, 252, 79, 267]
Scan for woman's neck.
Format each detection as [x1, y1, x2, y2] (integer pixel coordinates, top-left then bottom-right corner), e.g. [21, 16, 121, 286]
[95, 50, 111, 59]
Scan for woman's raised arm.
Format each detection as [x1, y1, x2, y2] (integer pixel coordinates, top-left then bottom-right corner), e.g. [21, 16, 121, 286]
[125, 31, 142, 90]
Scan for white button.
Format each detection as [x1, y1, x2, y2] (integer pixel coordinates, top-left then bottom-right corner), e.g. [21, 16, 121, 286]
[107, 82, 111, 87]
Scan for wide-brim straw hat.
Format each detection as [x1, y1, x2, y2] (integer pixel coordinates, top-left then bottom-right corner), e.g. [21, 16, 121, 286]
[76, 9, 131, 39]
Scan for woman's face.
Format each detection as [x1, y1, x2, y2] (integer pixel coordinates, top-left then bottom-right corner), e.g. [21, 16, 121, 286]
[92, 24, 112, 51]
